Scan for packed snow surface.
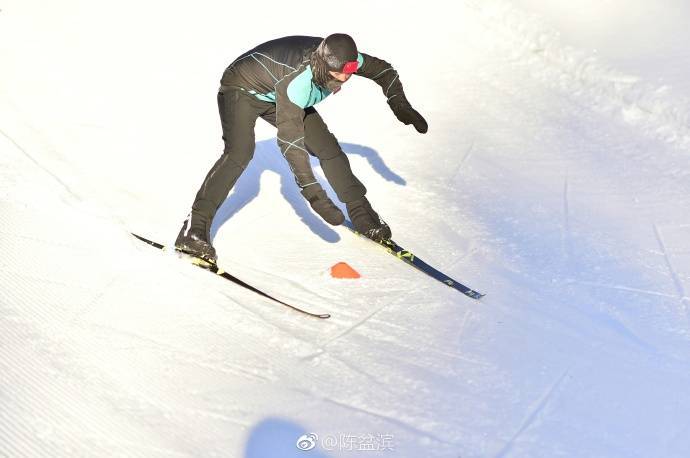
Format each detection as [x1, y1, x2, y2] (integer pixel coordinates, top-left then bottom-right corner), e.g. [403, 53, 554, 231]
[2, 0, 690, 456]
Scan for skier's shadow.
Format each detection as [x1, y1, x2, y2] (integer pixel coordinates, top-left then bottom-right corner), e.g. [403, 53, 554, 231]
[244, 417, 331, 457]
[211, 139, 406, 243]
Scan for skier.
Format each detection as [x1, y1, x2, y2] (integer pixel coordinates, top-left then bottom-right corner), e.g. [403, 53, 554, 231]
[176, 33, 428, 263]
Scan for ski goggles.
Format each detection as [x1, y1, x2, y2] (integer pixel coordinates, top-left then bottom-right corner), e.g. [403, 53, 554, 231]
[340, 60, 359, 74]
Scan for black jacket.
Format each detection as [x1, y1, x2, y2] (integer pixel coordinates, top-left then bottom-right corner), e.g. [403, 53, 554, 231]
[220, 36, 410, 158]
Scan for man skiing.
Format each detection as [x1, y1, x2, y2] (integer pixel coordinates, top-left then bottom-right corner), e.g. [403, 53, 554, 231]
[176, 33, 428, 263]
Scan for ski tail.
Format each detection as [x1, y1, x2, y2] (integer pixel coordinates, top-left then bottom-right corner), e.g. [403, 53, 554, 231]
[132, 232, 164, 249]
[131, 233, 331, 319]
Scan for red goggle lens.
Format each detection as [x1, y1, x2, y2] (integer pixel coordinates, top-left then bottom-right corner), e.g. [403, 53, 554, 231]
[341, 61, 359, 74]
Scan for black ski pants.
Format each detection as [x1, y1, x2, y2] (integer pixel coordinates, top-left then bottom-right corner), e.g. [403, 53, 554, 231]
[189, 88, 366, 227]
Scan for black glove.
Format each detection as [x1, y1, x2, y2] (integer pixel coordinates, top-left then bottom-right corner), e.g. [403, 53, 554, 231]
[390, 101, 428, 133]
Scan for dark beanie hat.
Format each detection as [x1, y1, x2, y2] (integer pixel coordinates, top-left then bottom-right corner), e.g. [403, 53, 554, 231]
[311, 33, 358, 87]
[319, 33, 358, 72]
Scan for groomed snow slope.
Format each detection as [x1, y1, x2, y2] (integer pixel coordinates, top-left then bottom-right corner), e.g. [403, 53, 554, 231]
[2, 1, 690, 456]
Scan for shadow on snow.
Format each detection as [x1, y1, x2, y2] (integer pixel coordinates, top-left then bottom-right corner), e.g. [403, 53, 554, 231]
[211, 139, 406, 243]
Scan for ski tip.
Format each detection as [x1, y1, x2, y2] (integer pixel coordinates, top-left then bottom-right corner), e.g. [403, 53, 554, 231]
[316, 313, 331, 319]
[468, 291, 485, 300]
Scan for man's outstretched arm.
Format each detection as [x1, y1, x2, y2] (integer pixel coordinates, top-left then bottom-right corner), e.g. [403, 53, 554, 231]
[356, 52, 428, 133]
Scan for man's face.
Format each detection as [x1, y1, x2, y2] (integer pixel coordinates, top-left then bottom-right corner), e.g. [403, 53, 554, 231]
[328, 71, 352, 82]
[325, 71, 352, 92]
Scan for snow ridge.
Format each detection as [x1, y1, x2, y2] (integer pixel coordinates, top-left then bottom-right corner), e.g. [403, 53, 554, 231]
[471, 0, 690, 151]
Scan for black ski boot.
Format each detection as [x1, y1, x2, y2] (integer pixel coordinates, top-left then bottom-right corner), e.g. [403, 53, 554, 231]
[346, 196, 392, 241]
[301, 183, 345, 226]
[175, 214, 217, 264]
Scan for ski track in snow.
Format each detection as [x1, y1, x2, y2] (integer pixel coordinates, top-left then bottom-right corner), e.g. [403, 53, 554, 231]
[560, 173, 571, 264]
[653, 224, 690, 306]
[494, 369, 570, 458]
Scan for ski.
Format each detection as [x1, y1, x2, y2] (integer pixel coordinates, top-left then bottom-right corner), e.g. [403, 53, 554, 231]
[352, 231, 485, 300]
[131, 233, 331, 319]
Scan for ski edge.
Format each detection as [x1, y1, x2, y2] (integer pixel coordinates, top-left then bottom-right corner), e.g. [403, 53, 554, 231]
[131, 233, 331, 319]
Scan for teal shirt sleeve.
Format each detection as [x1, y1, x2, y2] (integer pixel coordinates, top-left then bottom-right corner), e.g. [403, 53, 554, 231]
[287, 65, 332, 108]
[286, 68, 314, 108]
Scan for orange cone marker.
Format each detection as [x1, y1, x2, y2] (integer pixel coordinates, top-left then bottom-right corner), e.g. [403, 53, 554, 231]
[330, 262, 361, 279]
